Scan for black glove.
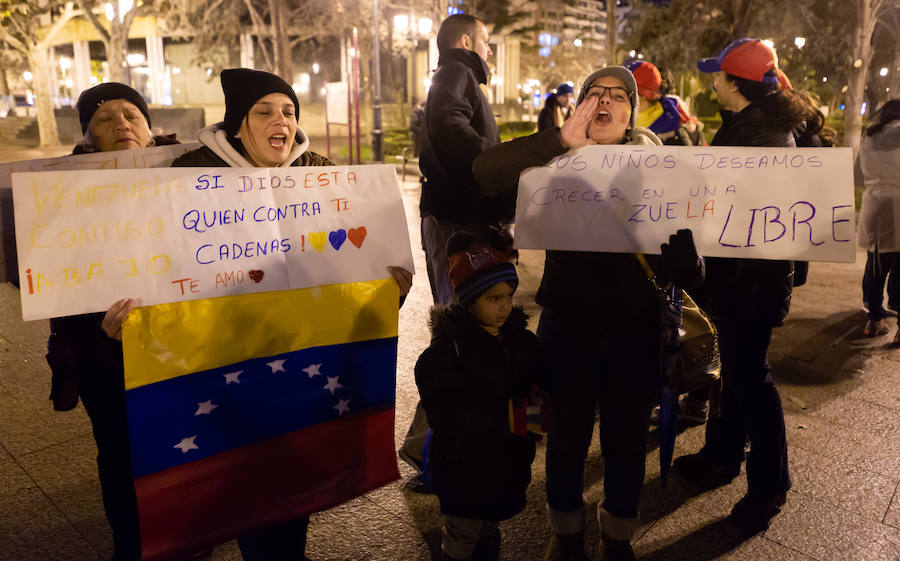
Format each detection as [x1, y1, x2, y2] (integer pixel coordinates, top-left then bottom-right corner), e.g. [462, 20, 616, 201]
[660, 229, 702, 287]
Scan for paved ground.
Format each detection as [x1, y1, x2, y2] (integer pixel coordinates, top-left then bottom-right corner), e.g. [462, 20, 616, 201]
[0, 147, 899, 561]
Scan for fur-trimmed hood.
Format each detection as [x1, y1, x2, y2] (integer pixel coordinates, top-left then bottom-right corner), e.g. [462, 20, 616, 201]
[195, 122, 311, 167]
[428, 305, 529, 343]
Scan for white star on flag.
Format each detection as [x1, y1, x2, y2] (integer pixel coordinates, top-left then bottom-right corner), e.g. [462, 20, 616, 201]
[323, 376, 343, 395]
[302, 363, 323, 378]
[223, 371, 243, 385]
[194, 400, 218, 416]
[267, 359, 287, 373]
[173, 436, 199, 453]
[333, 398, 351, 416]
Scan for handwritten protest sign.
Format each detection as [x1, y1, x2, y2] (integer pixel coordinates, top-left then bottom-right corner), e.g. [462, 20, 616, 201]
[515, 145, 855, 262]
[0, 143, 200, 284]
[13, 164, 414, 321]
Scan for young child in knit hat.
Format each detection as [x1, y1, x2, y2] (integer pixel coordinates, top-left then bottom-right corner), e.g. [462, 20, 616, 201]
[414, 232, 546, 561]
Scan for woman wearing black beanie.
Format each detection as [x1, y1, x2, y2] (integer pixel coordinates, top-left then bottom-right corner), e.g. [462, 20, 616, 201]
[173, 68, 412, 561]
[46, 81, 180, 561]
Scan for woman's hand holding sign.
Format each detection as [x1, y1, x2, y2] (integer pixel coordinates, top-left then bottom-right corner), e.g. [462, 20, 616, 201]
[101, 298, 137, 341]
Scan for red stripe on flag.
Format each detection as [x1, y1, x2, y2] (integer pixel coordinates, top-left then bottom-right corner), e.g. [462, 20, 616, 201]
[135, 407, 399, 561]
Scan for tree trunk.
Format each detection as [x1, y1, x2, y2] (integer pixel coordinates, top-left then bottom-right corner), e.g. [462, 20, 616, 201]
[269, 0, 291, 79]
[0, 63, 14, 117]
[891, 43, 900, 103]
[606, 0, 617, 65]
[106, 24, 129, 83]
[0, 63, 9, 97]
[29, 50, 60, 146]
[844, 0, 881, 158]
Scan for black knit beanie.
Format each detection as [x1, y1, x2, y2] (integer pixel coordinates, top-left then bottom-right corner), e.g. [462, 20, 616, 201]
[76, 82, 150, 134]
[221, 68, 300, 136]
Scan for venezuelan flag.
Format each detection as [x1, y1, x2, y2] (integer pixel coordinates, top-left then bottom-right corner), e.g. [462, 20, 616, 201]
[121, 279, 400, 561]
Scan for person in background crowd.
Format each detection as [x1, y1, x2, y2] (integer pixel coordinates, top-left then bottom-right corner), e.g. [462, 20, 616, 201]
[409, 99, 428, 158]
[45, 82, 181, 561]
[775, 69, 837, 148]
[415, 232, 543, 561]
[856, 99, 900, 344]
[675, 38, 807, 535]
[625, 60, 692, 145]
[473, 65, 704, 561]
[538, 83, 576, 132]
[171, 67, 412, 561]
[657, 65, 706, 146]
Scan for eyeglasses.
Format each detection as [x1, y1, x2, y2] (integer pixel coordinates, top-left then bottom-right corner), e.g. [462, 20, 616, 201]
[585, 86, 632, 104]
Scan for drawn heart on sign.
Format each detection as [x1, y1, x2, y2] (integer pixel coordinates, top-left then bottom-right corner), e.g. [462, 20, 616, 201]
[348, 226, 367, 248]
[329, 229, 347, 250]
[248, 269, 264, 283]
[308, 232, 327, 252]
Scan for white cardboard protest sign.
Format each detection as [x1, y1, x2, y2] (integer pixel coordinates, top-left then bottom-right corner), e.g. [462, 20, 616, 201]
[0, 143, 201, 284]
[13, 164, 414, 320]
[515, 145, 855, 262]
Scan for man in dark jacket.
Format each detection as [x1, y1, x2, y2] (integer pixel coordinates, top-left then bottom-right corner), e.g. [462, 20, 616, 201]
[401, 12, 503, 479]
[418, 13, 501, 307]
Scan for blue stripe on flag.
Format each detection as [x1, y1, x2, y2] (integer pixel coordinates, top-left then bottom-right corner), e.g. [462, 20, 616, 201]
[126, 337, 397, 478]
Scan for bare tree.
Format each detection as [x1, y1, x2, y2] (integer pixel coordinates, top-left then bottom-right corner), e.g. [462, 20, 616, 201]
[845, 0, 890, 158]
[0, 1, 78, 145]
[76, 0, 142, 83]
[0, 43, 25, 115]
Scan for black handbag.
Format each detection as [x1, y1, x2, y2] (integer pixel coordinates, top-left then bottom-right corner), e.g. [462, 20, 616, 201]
[636, 254, 721, 394]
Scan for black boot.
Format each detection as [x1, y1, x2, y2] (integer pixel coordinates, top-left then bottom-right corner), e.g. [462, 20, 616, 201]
[543, 531, 588, 561]
[600, 534, 636, 561]
[471, 528, 501, 561]
[729, 490, 787, 535]
[673, 449, 741, 490]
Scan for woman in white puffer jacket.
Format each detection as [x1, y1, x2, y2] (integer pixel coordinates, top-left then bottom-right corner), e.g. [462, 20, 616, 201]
[858, 99, 900, 344]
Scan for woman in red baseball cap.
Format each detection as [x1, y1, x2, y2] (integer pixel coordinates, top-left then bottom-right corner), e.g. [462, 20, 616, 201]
[674, 38, 807, 535]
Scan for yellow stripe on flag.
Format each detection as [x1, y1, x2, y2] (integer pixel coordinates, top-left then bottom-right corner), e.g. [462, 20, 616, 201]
[122, 280, 399, 390]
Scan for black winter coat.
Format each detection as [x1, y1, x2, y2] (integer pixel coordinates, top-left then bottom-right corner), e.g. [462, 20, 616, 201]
[414, 306, 539, 520]
[691, 104, 798, 326]
[46, 136, 182, 410]
[418, 49, 511, 225]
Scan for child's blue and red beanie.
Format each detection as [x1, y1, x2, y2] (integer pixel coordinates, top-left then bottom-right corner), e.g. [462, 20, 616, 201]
[447, 232, 518, 306]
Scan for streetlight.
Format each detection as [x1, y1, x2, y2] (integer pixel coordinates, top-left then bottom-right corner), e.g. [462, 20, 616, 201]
[574, 38, 583, 47]
[794, 37, 806, 49]
[879, 67, 888, 77]
[393, 14, 409, 32]
[312, 62, 320, 74]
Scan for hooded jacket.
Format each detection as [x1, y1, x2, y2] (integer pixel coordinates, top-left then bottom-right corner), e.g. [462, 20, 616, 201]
[418, 48, 507, 225]
[857, 121, 900, 253]
[414, 305, 540, 520]
[171, 123, 332, 167]
[690, 103, 798, 326]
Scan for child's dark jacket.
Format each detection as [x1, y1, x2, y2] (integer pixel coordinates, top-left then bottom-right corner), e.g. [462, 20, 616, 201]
[414, 305, 540, 521]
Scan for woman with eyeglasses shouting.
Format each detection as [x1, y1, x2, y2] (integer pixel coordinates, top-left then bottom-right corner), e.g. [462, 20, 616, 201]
[473, 66, 704, 561]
